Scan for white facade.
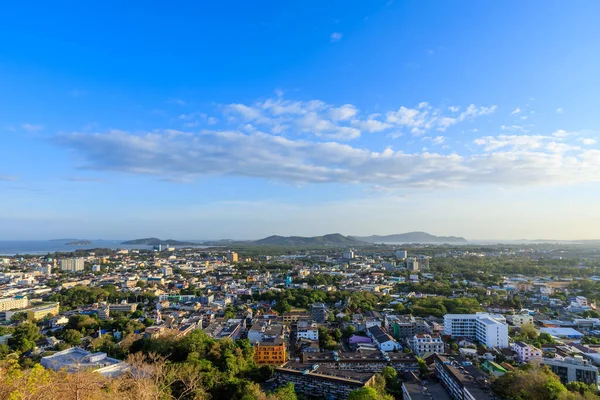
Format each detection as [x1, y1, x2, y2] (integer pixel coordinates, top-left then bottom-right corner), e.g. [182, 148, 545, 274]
[444, 313, 509, 348]
[395, 250, 408, 259]
[412, 334, 444, 356]
[512, 314, 533, 327]
[512, 341, 542, 362]
[343, 251, 355, 259]
[60, 258, 85, 272]
[297, 328, 319, 341]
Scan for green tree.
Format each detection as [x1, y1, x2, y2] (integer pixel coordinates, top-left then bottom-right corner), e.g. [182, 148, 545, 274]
[8, 322, 41, 352]
[343, 325, 356, 338]
[62, 329, 83, 346]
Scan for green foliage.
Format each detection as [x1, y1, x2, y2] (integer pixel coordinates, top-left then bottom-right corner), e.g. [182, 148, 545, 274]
[348, 387, 394, 400]
[411, 296, 483, 318]
[7, 322, 41, 352]
[61, 329, 83, 346]
[490, 364, 590, 400]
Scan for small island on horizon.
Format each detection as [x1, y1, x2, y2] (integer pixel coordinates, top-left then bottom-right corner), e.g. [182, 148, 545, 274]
[65, 240, 93, 246]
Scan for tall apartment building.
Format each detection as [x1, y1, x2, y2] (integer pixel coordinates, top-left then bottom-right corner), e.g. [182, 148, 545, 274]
[60, 258, 85, 272]
[542, 356, 600, 386]
[0, 296, 29, 312]
[226, 252, 239, 263]
[395, 250, 408, 259]
[412, 333, 444, 356]
[160, 267, 173, 277]
[406, 258, 419, 271]
[444, 313, 509, 348]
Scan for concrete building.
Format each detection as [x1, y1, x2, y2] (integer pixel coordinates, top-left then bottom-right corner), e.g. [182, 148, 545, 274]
[226, 252, 239, 263]
[60, 258, 85, 272]
[0, 296, 28, 312]
[412, 333, 444, 356]
[311, 303, 329, 323]
[160, 267, 173, 277]
[41, 347, 128, 377]
[542, 356, 600, 386]
[512, 341, 542, 362]
[443, 313, 509, 348]
[300, 350, 419, 373]
[395, 250, 408, 259]
[297, 321, 319, 341]
[253, 337, 287, 365]
[367, 325, 401, 352]
[433, 354, 495, 400]
[109, 302, 138, 313]
[275, 362, 375, 400]
[512, 314, 534, 327]
[391, 315, 430, 340]
[343, 250, 355, 260]
[3, 302, 60, 321]
[406, 258, 419, 271]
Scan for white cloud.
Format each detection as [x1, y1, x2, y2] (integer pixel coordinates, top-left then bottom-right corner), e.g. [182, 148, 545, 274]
[556, 108, 564, 114]
[330, 104, 358, 121]
[221, 96, 493, 140]
[0, 175, 18, 181]
[581, 138, 597, 145]
[511, 107, 521, 115]
[448, 106, 460, 112]
[474, 135, 549, 151]
[552, 129, 576, 138]
[330, 32, 343, 42]
[385, 103, 496, 135]
[55, 128, 600, 190]
[22, 123, 44, 132]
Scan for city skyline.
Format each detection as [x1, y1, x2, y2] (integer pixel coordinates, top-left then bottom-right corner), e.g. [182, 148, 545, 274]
[2, 1, 600, 240]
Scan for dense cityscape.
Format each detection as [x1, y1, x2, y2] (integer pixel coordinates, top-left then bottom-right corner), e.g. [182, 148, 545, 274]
[1, 240, 600, 399]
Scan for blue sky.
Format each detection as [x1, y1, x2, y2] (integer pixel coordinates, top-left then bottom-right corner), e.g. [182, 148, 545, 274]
[1, 1, 600, 240]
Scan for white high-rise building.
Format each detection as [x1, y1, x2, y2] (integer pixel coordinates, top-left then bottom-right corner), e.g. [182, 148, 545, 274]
[395, 250, 408, 259]
[444, 312, 509, 348]
[342, 250, 355, 260]
[60, 258, 85, 272]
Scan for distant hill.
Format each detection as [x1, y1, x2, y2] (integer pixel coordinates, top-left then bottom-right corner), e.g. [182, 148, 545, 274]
[353, 232, 467, 243]
[254, 233, 366, 246]
[121, 238, 198, 246]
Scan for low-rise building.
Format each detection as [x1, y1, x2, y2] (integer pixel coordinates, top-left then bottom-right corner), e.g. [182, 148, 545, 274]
[40, 347, 128, 377]
[412, 333, 444, 356]
[367, 325, 401, 352]
[512, 314, 534, 327]
[253, 337, 287, 365]
[542, 356, 600, 386]
[274, 362, 375, 400]
[433, 354, 495, 400]
[512, 341, 542, 363]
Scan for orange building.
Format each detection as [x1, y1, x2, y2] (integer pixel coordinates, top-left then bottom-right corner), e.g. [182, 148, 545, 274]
[253, 338, 287, 365]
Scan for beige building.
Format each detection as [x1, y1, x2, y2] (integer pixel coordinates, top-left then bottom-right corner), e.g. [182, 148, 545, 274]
[60, 258, 85, 272]
[226, 252, 239, 263]
[0, 296, 29, 312]
[512, 314, 534, 327]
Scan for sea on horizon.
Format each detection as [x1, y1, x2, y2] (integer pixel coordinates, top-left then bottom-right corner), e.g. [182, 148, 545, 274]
[0, 240, 209, 256]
